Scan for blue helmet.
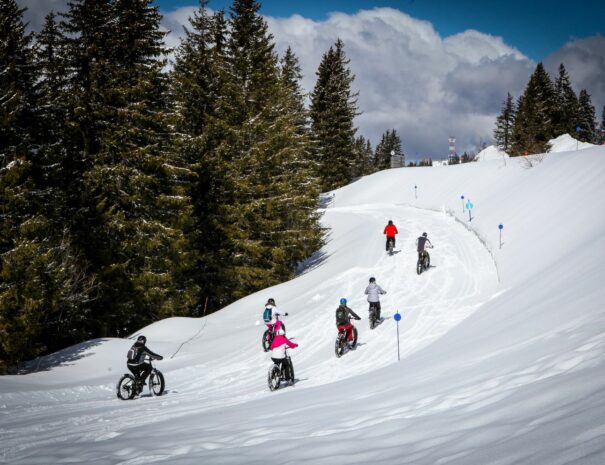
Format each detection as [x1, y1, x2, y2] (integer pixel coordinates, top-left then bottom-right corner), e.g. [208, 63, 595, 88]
[340, 298, 347, 305]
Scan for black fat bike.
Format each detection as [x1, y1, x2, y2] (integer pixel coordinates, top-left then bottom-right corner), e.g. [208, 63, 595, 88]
[267, 353, 295, 391]
[116, 356, 165, 400]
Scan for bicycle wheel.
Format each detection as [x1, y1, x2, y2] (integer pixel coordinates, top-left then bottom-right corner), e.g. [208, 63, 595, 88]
[350, 326, 359, 349]
[116, 374, 136, 400]
[268, 364, 281, 391]
[416, 258, 423, 275]
[262, 329, 272, 352]
[149, 370, 165, 397]
[335, 334, 345, 358]
[424, 253, 430, 270]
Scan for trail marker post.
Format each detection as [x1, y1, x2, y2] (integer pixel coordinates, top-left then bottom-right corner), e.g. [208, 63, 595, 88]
[576, 126, 581, 151]
[461, 195, 465, 214]
[414, 185, 417, 199]
[465, 200, 474, 221]
[499, 224, 504, 248]
[394, 312, 402, 361]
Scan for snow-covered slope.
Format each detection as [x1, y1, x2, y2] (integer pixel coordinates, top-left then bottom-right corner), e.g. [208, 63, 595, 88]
[2, 145, 605, 465]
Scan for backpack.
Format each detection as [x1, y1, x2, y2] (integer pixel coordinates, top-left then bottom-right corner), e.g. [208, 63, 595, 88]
[336, 306, 347, 325]
[263, 307, 272, 323]
[127, 344, 141, 363]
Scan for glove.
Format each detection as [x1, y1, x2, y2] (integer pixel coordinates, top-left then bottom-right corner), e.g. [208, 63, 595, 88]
[356, 316, 361, 320]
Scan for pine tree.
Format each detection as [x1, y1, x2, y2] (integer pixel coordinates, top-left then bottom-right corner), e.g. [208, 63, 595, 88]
[350, 135, 374, 177]
[374, 129, 404, 169]
[493, 93, 515, 153]
[552, 64, 579, 137]
[511, 63, 557, 155]
[0, 1, 96, 370]
[310, 38, 359, 190]
[58, 0, 197, 335]
[576, 89, 597, 143]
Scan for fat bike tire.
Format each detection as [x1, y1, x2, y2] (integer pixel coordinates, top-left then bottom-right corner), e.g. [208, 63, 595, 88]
[117, 374, 137, 400]
[268, 364, 281, 391]
[149, 370, 165, 397]
[262, 330, 271, 352]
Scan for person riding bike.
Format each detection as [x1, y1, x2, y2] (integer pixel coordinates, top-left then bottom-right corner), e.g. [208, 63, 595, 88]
[364, 277, 386, 321]
[126, 335, 163, 387]
[383, 220, 399, 252]
[269, 328, 298, 385]
[416, 232, 433, 260]
[335, 298, 361, 343]
[263, 298, 284, 332]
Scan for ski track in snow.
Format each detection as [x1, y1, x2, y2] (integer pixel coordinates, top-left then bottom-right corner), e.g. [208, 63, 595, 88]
[0, 204, 499, 464]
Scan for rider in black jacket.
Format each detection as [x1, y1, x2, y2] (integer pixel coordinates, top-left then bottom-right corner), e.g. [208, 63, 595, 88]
[127, 335, 163, 385]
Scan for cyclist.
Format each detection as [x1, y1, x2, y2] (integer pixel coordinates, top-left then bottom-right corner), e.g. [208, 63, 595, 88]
[335, 298, 361, 344]
[263, 298, 284, 332]
[126, 335, 163, 387]
[364, 277, 386, 321]
[416, 232, 433, 261]
[269, 328, 298, 385]
[383, 220, 399, 252]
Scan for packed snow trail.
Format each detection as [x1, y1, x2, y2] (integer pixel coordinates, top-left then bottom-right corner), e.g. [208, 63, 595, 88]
[0, 203, 498, 464]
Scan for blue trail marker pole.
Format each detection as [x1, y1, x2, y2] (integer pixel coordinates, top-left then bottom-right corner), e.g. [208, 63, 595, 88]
[499, 224, 504, 248]
[465, 200, 474, 221]
[461, 195, 465, 214]
[394, 312, 402, 361]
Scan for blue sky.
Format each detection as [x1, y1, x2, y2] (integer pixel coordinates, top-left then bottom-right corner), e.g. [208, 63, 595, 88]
[156, 0, 605, 61]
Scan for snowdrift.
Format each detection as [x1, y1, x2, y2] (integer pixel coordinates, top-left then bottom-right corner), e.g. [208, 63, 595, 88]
[2, 144, 605, 465]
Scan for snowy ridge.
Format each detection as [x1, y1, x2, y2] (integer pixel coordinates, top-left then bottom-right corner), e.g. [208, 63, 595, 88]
[1, 145, 605, 464]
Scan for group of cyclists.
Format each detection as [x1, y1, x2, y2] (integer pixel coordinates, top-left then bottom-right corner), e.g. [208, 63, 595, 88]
[126, 220, 433, 392]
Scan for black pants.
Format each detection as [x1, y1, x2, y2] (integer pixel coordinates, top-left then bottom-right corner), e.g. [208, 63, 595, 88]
[128, 362, 152, 382]
[271, 357, 293, 381]
[386, 237, 395, 251]
[418, 250, 427, 261]
[369, 301, 381, 320]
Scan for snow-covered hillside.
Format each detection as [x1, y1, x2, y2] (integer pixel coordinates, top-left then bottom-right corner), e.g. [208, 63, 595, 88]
[2, 144, 605, 465]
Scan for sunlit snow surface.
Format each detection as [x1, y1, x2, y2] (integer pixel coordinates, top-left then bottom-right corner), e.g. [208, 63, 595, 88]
[2, 140, 605, 464]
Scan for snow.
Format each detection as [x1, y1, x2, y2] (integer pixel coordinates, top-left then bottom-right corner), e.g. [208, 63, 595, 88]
[476, 144, 509, 161]
[1, 143, 605, 464]
[548, 133, 595, 152]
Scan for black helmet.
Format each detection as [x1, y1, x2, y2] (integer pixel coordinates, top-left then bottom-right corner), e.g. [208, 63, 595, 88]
[369, 277, 376, 283]
[388, 220, 393, 225]
[137, 335, 146, 344]
[422, 232, 427, 237]
[267, 298, 275, 306]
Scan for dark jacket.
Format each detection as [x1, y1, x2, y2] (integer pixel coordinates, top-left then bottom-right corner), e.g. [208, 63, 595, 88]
[416, 236, 432, 252]
[336, 305, 361, 325]
[127, 341, 162, 366]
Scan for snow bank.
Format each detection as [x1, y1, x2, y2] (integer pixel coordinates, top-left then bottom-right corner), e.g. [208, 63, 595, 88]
[548, 133, 594, 152]
[475, 144, 509, 161]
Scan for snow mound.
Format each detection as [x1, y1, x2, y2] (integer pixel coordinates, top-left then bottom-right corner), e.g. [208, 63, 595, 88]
[548, 133, 594, 152]
[476, 145, 509, 161]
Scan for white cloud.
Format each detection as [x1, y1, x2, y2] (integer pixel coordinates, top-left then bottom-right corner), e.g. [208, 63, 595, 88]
[266, 7, 533, 158]
[19, 3, 605, 158]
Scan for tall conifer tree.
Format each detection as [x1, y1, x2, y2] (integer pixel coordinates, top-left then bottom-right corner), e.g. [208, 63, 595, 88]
[493, 93, 515, 153]
[310, 39, 359, 190]
[552, 64, 579, 137]
[511, 63, 556, 155]
[576, 89, 597, 143]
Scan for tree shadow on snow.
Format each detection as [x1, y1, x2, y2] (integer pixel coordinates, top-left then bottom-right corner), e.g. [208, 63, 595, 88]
[18, 338, 107, 374]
